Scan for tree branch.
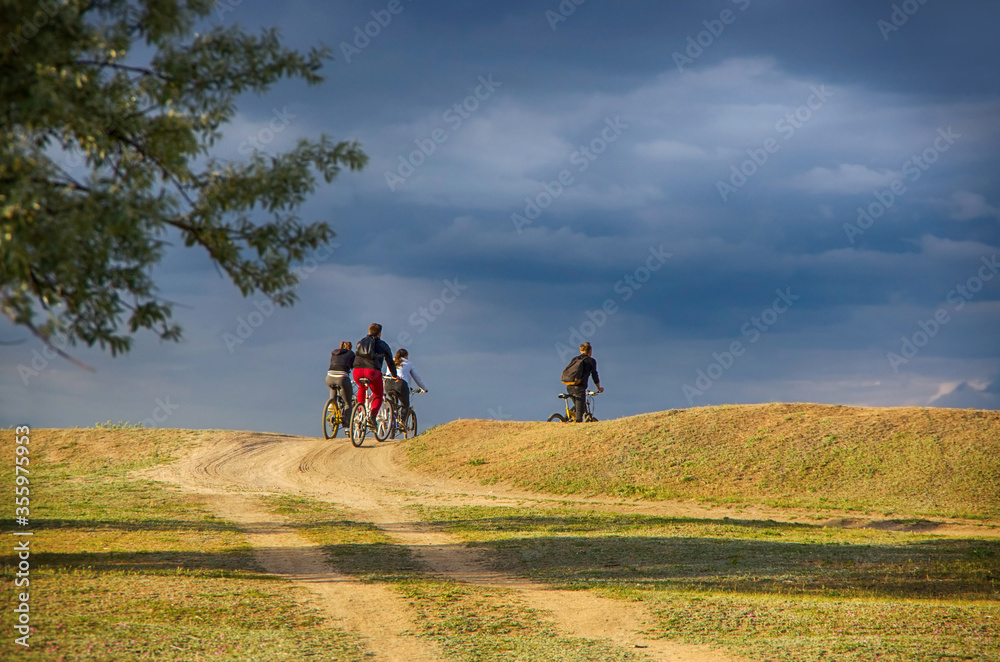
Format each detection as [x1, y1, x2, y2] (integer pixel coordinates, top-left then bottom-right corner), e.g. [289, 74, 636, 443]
[74, 59, 173, 82]
[0, 303, 96, 373]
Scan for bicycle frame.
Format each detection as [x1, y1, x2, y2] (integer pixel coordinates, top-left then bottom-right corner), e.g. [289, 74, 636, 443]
[383, 375, 423, 439]
[322, 393, 347, 439]
[549, 390, 599, 422]
[350, 377, 394, 445]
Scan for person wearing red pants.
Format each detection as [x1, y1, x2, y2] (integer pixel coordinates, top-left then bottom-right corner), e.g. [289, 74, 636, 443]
[352, 323, 399, 421]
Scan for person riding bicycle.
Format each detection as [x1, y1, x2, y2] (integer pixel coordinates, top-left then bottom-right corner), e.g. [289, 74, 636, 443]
[326, 340, 355, 425]
[384, 348, 427, 424]
[562, 342, 603, 422]
[353, 323, 398, 422]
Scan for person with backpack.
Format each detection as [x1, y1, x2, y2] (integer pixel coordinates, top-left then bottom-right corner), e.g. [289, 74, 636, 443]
[353, 323, 399, 422]
[326, 341, 355, 425]
[561, 342, 603, 422]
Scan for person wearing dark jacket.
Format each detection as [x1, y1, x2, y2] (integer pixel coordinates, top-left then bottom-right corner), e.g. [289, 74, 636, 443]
[353, 323, 399, 420]
[326, 341, 355, 424]
[567, 342, 603, 422]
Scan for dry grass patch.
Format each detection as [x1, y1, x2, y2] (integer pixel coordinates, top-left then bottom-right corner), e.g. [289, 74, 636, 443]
[418, 505, 1000, 601]
[406, 404, 1000, 518]
[264, 495, 649, 661]
[417, 504, 1000, 661]
[0, 428, 366, 661]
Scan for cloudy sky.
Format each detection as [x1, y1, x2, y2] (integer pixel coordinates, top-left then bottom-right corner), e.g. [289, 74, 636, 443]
[4, 0, 999, 435]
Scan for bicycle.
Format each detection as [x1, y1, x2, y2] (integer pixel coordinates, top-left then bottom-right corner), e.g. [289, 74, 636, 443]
[322, 392, 348, 439]
[349, 377, 395, 447]
[383, 375, 424, 439]
[547, 390, 600, 423]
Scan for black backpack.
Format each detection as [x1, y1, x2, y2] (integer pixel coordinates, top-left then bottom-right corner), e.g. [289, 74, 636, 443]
[356, 336, 376, 359]
[561, 355, 587, 386]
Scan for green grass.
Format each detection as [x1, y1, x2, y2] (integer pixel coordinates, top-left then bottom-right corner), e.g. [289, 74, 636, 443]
[0, 429, 367, 661]
[264, 494, 418, 582]
[396, 580, 644, 662]
[406, 404, 1000, 519]
[9, 412, 1000, 661]
[414, 504, 1000, 661]
[264, 494, 648, 661]
[641, 593, 997, 661]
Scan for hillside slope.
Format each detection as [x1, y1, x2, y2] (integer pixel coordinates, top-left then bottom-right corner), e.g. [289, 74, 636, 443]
[405, 403, 1000, 519]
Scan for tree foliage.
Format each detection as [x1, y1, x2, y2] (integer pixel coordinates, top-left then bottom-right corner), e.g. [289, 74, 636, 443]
[0, 0, 366, 355]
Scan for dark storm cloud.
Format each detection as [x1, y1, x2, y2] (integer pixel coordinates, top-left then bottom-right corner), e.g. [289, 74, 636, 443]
[4, 0, 999, 434]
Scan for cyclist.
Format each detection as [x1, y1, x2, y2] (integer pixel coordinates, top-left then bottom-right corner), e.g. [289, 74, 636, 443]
[326, 341, 355, 425]
[384, 348, 427, 423]
[353, 323, 399, 422]
[564, 341, 603, 422]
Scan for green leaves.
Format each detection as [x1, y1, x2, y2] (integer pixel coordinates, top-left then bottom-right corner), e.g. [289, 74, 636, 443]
[0, 0, 366, 356]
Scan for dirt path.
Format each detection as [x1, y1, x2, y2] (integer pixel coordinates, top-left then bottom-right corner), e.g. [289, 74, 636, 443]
[206, 492, 444, 662]
[145, 430, 995, 661]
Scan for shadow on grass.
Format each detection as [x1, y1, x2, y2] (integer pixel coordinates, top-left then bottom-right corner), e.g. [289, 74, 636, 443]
[17, 517, 243, 532]
[415, 515, 1000, 600]
[422, 513, 969, 535]
[19, 549, 257, 575]
[21, 543, 417, 582]
[483, 535, 999, 600]
[4, 516, 384, 535]
[17, 508, 997, 603]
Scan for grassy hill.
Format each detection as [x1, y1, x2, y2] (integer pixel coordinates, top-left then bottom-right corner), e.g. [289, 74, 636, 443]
[4, 420, 998, 661]
[405, 403, 1000, 520]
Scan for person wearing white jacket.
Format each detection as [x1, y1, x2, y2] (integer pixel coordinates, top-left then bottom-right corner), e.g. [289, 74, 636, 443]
[384, 348, 427, 423]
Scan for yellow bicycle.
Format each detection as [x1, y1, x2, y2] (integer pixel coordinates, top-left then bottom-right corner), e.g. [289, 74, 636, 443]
[547, 390, 599, 423]
[322, 393, 348, 439]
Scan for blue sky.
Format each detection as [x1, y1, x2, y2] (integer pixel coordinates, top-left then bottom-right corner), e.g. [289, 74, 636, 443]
[3, 0, 999, 435]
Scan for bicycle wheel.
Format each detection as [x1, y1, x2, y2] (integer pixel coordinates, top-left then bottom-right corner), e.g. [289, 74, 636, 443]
[323, 398, 340, 439]
[386, 396, 401, 439]
[583, 412, 597, 422]
[403, 410, 418, 438]
[547, 413, 567, 422]
[350, 402, 367, 447]
[374, 400, 394, 442]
